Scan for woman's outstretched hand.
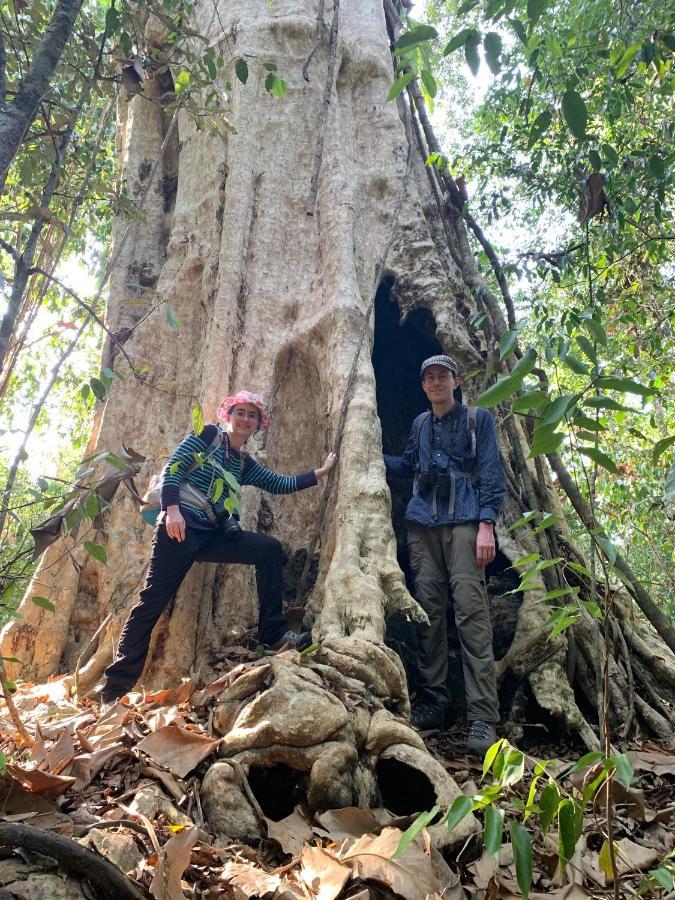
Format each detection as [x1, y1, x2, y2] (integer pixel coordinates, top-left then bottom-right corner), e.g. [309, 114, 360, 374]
[315, 451, 337, 480]
[165, 505, 186, 541]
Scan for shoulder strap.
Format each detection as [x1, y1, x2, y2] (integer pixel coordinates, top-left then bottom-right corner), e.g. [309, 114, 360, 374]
[185, 426, 223, 477]
[467, 407, 477, 458]
[414, 411, 432, 469]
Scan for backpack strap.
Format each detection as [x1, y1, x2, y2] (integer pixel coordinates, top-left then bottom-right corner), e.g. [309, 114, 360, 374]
[185, 426, 223, 478]
[467, 406, 477, 458]
[413, 411, 432, 472]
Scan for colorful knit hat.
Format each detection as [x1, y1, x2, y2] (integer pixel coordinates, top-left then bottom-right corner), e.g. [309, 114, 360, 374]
[217, 391, 270, 430]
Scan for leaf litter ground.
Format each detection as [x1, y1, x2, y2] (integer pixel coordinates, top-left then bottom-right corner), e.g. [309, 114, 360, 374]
[1, 646, 674, 900]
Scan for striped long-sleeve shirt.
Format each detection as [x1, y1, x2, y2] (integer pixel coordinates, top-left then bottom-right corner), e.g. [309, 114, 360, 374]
[160, 424, 317, 529]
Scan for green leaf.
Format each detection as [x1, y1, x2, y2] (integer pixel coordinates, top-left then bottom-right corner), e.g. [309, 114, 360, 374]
[192, 402, 205, 436]
[512, 391, 549, 413]
[445, 794, 475, 831]
[393, 805, 439, 858]
[501, 747, 525, 786]
[175, 70, 190, 93]
[563, 354, 589, 375]
[596, 376, 655, 397]
[529, 426, 564, 457]
[648, 155, 666, 178]
[588, 149, 602, 171]
[84, 493, 100, 520]
[558, 799, 583, 865]
[568, 750, 604, 774]
[561, 90, 587, 141]
[80, 383, 91, 401]
[169, 461, 181, 475]
[576, 335, 597, 363]
[533, 513, 560, 533]
[265, 73, 288, 99]
[610, 752, 634, 787]
[540, 587, 574, 602]
[528, 109, 552, 147]
[234, 58, 248, 84]
[420, 69, 437, 99]
[597, 536, 617, 565]
[212, 478, 224, 503]
[526, 0, 548, 22]
[465, 32, 481, 75]
[513, 552, 541, 568]
[542, 394, 573, 426]
[510, 821, 533, 899]
[484, 806, 504, 859]
[166, 305, 181, 331]
[649, 868, 675, 891]
[507, 511, 538, 531]
[484, 32, 502, 74]
[396, 24, 438, 51]
[578, 446, 620, 475]
[653, 434, 675, 464]
[539, 782, 560, 834]
[84, 541, 107, 564]
[476, 376, 520, 408]
[444, 28, 473, 55]
[483, 738, 506, 775]
[31, 595, 55, 612]
[386, 72, 416, 102]
[499, 329, 518, 360]
[614, 43, 641, 79]
[583, 396, 631, 412]
[90, 377, 106, 401]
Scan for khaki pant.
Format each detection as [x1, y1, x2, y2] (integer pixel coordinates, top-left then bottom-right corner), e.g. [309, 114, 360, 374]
[407, 522, 499, 723]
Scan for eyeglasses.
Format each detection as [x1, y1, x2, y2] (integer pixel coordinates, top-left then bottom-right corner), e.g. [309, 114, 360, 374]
[232, 409, 260, 422]
[423, 371, 454, 383]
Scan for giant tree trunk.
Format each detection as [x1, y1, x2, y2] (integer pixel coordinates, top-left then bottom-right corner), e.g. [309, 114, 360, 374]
[3, 0, 674, 837]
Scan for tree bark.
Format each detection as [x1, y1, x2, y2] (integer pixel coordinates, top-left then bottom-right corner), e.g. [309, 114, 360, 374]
[2, 0, 673, 824]
[0, 0, 84, 191]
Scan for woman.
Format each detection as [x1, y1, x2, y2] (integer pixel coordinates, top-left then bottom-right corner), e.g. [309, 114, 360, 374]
[101, 390, 336, 705]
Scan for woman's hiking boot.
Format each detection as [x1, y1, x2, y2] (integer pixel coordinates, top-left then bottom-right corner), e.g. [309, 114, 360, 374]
[410, 696, 447, 731]
[466, 720, 498, 757]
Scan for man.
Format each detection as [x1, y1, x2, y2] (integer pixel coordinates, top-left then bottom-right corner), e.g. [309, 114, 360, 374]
[384, 355, 506, 756]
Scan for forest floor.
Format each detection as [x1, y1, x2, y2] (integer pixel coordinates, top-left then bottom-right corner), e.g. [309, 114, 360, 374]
[1, 642, 674, 900]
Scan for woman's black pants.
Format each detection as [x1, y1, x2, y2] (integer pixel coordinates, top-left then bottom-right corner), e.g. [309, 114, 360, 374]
[102, 523, 288, 698]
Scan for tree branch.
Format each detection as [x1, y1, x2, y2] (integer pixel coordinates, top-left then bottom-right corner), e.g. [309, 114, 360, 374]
[548, 451, 675, 656]
[0, 0, 85, 187]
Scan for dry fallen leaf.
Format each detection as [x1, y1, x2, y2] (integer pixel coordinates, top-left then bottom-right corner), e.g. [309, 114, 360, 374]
[137, 723, 219, 777]
[300, 844, 351, 900]
[314, 807, 380, 840]
[628, 750, 675, 776]
[338, 827, 438, 900]
[223, 859, 281, 897]
[265, 807, 313, 857]
[5, 763, 76, 799]
[609, 837, 659, 879]
[149, 824, 198, 900]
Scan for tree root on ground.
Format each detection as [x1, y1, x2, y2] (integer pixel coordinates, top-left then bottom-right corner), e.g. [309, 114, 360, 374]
[202, 645, 478, 851]
[0, 823, 144, 899]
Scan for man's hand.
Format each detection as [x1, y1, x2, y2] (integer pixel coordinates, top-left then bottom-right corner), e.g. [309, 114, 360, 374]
[165, 505, 186, 542]
[476, 521, 495, 568]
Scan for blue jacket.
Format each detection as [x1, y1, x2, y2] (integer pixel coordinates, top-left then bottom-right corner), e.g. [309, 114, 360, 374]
[384, 403, 505, 527]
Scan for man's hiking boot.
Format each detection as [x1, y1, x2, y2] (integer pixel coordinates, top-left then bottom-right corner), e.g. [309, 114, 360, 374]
[466, 720, 498, 757]
[410, 697, 447, 731]
[266, 630, 312, 652]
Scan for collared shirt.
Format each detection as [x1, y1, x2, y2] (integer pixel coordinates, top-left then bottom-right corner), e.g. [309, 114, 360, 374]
[384, 403, 506, 527]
